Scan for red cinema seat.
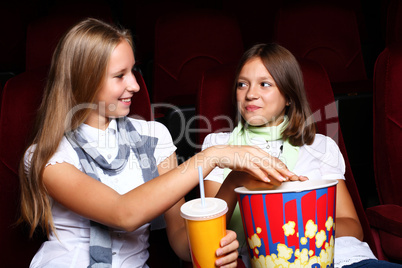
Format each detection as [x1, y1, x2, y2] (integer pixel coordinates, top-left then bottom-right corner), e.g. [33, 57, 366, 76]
[385, 0, 402, 46]
[367, 44, 402, 262]
[274, 3, 371, 95]
[26, 11, 113, 72]
[153, 9, 243, 108]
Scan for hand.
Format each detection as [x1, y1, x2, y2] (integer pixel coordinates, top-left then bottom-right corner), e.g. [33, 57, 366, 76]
[288, 175, 309, 181]
[215, 230, 239, 268]
[225, 170, 308, 191]
[208, 145, 297, 186]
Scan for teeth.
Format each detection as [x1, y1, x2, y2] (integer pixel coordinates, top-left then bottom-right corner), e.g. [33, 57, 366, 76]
[121, 98, 130, 102]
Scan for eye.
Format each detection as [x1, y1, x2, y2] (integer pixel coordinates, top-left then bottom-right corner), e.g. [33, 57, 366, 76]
[115, 74, 124, 79]
[237, 81, 247, 88]
[261, 82, 271, 87]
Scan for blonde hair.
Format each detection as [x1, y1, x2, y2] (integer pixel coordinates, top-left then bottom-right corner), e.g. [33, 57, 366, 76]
[19, 18, 133, 237]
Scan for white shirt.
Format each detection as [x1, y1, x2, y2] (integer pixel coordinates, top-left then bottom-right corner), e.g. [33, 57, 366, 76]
[25, 118, 176, 268]
[202, 132, 376, 268]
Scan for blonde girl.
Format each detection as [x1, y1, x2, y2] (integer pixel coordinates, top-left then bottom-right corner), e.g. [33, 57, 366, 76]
[19, 19, 294, 268]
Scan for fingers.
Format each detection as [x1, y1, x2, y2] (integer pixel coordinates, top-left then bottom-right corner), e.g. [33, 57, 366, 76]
[288, 175, 309, 181]
[215, 230, 239, 267]
[218, 230, 237, 249]
[244, 180, 276, 190]
[215, 252, 238, 268]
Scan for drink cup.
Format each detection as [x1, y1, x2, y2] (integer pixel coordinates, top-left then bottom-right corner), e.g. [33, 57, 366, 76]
[180, 197, 228, 268]
[235, 179, 338, 268]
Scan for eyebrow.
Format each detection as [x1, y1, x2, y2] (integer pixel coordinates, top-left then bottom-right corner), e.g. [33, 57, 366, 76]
[111, 64, 135, 75]
[238, 75, 274, 80]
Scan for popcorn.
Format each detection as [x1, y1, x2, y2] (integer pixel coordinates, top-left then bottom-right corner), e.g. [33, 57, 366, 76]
[315, 230, 327, 248]
[277, 244, 293, 260]
[249, 217, 335, 268]
[282, 221, 296, 236]
[248, 233, 262, 250]
[305, 220, 317, 239]
[325, 216, 334, 231]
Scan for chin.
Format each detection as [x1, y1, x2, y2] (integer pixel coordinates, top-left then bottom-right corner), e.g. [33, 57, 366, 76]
[244, 116, 270, 127]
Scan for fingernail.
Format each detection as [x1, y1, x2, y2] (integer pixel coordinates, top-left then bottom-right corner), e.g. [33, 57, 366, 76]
[264, 177, 271, 182]
[216, 248, 222, 257]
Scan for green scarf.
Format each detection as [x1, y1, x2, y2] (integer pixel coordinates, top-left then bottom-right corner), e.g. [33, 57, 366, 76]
[223, 116, 300, 253]
[223, 115, 299, 179]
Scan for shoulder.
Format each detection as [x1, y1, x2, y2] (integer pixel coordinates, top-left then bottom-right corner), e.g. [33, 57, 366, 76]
[24, 137, 81, 175]
[302, 133, 345, 170]
[49, 137, 81, 167]
[201, 132, 231, 150]
[304, 134, 340, 151]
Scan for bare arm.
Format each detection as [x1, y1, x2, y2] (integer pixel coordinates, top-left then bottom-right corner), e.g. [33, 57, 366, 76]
[334, 179, 363, 240]
[42, 145, 283, 231]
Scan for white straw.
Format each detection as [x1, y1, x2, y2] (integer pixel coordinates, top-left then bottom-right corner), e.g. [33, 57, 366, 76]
[198, 166, 206, 207]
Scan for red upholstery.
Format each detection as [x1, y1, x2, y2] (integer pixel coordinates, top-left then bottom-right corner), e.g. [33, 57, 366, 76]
[197, 63, 238, 146]
[197, 58, 378, 258]
[153, 9, 244, 107]
[372, 44, 402, 207]
[0, 6, 26, 74]
[26, 12, 113, 72]
[131, 71, 152, 121]
[274, 3, 371, 95]
[0, 67, 48, 267]
[0, 67, 152, 267]
[385, 0, 402, 46]
[367, 44, 402, 262]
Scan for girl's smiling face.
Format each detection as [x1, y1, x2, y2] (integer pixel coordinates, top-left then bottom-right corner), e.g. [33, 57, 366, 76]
[236, 57, 288, 127]
[86, 39, 140, 129]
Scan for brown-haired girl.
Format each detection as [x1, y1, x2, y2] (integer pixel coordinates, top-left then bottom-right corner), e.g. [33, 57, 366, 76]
[202, 43, 400, 267]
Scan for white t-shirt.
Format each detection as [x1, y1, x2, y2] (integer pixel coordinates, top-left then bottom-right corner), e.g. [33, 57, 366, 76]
[202, 132, 376, 268]
[25, 118, 176, 268]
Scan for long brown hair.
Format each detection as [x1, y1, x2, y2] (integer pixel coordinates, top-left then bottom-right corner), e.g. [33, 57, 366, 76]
[19, 18, 133, 237]
[233, 43, 316, 146]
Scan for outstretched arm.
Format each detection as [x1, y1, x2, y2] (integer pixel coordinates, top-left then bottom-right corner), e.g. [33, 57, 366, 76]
[43, 145, 288, 232]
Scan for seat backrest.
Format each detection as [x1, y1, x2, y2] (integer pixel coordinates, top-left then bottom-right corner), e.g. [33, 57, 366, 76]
[26, 10, 113, 71]
[274, 4, 367, 84]
[0, 68, 151, 267]
[0, 67, 48, 267]
[0, 6, 26, 74]
[196, 58, 378, 256]
[373, 44, 402, 206]
[385, 0, 402, 46]
[153, 9, 243, 107]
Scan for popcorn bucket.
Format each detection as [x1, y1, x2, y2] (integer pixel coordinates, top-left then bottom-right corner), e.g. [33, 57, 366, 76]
[235, 179, 338, 268]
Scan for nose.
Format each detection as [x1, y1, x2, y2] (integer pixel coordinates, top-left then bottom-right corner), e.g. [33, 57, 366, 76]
[126, 72, 140, 93]
[246, 84, 259, 100]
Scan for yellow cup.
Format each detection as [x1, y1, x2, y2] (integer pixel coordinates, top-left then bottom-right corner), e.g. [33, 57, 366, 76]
[180, 197, 228, 268]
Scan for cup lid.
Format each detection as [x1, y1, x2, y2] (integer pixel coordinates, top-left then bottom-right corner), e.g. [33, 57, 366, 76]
[235, 179, 338, 194]
[180, 197, 228, 221]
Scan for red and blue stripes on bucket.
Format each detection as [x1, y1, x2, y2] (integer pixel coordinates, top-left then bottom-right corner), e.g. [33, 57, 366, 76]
[237, 185, 336, 267]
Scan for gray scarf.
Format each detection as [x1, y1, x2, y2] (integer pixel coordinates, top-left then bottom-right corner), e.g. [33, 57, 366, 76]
[65, 117, 163, 268]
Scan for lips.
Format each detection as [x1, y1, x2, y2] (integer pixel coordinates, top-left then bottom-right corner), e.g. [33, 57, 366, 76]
[119, 98, 131, 104]
[245, 105, 260, 112]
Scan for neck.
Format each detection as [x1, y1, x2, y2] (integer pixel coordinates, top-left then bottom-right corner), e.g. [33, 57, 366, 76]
[84, 113, 111, 130]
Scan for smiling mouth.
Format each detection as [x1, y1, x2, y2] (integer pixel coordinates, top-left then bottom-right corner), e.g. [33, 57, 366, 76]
[120, 98, 131, 103]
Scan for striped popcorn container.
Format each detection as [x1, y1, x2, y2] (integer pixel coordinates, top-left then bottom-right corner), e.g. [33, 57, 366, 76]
[235, 179, 338, 268]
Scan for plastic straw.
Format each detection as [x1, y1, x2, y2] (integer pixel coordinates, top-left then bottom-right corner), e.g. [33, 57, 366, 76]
[198, 166, 206, 207]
